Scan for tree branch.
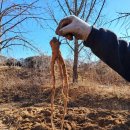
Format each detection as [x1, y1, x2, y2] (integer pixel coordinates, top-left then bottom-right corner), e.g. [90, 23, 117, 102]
[64, 0, 73, 15]
[63, 39, 74, 51]
[74, 0, 77, 15]
[85, 0, 97, 22]
[2, 36, 41, 53]
[0, 0, 4, 13]
[93, 0, 106, 25]
[56, 0, 67, 16]
[78, 41, 84, 53]
[77, 0, 85, 15]
[104, 12, 130, 25]
[47, 4, 59, 25]
[0, 0, 39, 28]
[81, 0, 87, 19]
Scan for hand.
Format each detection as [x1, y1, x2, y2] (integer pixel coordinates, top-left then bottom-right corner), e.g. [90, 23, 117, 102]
[56, 15, 91, 40]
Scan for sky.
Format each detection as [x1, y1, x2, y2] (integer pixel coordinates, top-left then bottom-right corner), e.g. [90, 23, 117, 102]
[103, 0, 130, 36]
[1, 0, 130, 60]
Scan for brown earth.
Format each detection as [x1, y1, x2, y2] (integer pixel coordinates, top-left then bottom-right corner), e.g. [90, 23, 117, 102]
[0, 65, 130, 130]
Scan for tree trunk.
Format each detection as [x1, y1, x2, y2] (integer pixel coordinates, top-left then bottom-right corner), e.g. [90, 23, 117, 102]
[73, 39, 79, 83]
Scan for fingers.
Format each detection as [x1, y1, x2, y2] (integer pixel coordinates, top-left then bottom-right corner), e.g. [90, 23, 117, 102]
[56, 18, 72, 35]
[56, 15, 91, 41]
[56, 15, 81, 40]
[56, 16, 75, 40]
[65, 34, 73, 40]
[59, 24, 75, 40]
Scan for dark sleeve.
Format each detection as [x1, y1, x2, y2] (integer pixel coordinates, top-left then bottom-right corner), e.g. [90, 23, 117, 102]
[83, 27, 130, 81]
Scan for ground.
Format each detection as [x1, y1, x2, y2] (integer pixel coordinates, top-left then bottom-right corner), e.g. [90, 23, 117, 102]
[0, 66, 130, 130]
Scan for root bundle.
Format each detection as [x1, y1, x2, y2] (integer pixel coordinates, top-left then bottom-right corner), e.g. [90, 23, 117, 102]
[50, 37, 69, 130]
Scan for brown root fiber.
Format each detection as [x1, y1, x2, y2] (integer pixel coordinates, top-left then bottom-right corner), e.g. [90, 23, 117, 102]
[50, 37, 69, 130]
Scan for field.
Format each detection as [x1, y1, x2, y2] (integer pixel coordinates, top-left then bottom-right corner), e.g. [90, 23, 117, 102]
[0, 59, 130, 130]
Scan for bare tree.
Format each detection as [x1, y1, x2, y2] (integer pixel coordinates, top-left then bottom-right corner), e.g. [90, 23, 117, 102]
[105, 12, 130, 39]
[44, 0, 106, 82]
[0, 0, 47, 54]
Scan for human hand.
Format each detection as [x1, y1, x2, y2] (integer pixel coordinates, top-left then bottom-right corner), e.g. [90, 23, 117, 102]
[56, 15, 91, 40]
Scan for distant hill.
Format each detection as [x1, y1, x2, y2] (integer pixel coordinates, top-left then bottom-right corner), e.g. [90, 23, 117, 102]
[24, 55, 51, 69]
[0, 54, 128, 85]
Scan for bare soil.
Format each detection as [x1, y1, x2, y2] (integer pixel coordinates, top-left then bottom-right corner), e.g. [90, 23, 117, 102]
[0, 66, 130, 130]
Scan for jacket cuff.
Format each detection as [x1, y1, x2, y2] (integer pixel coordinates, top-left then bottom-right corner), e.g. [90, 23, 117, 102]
[83, 26, 99, 47]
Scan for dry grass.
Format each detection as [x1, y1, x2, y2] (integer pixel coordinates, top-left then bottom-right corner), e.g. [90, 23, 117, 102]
[78, 61, 128, 85]
[0, 59, 130, 129]
[0, 62, 129, 108]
